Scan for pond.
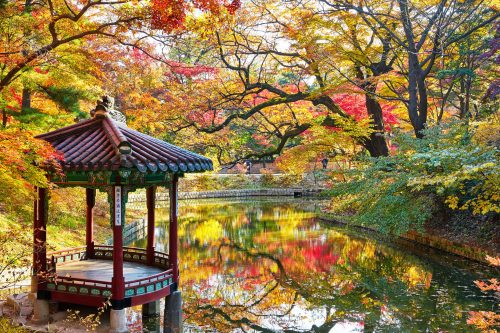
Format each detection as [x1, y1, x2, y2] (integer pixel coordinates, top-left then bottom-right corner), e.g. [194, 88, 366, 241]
[131, 198, 498, 332]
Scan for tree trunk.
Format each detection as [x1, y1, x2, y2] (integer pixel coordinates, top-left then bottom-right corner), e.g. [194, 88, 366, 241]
[398, 0, 426, 138]
[364, 87, 389, 157]
[417, 75, 428, 132]
[21, 88, 31, 114]
[2, 109, 7, 127]
[460, 75, 472, 119]
[407, 55, 425, 138]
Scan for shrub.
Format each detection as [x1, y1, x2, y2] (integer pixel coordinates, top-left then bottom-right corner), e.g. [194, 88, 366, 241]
[326, 120, 499, 234]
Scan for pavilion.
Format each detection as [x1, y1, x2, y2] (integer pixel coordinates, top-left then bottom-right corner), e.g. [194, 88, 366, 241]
[32, 96, 212, 332]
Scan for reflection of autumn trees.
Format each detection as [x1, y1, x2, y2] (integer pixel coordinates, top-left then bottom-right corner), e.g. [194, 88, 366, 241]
[184, 235, 492, 332]
[134, 201, 497, 331]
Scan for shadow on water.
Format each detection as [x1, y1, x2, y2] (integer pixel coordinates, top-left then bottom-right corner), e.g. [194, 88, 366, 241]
[129, 198, 498, 333]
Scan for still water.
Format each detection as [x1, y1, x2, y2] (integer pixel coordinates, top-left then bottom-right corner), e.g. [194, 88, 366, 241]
[132, 198, 498, 332]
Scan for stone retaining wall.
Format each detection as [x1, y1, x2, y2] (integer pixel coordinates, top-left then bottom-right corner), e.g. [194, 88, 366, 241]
[319, 215, 498, 265]
[402, 230, 497, 264]
[128, 188, 323, 202]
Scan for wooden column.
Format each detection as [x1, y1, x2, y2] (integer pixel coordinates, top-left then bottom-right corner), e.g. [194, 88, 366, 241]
[169, 175, 179, 283]
[111, 186, 125, 306]
[146, 186, 156, 266]
[85, 188, 96, 258]
[32, 186, 39, 293]
[33, 187, 48, 291]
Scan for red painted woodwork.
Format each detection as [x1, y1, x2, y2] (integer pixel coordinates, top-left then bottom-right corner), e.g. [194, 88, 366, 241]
[33, 100, 213, 310]
[36, 112, 213, 173]
[86, 188, 96, 257]
[146, 186, 156, 265]
[52, 285, 174, 308]
[112, 186, 125, 301]
[130, 285, 171, 306]
[51, 291, 107, 307]
[34, 187, 48, 290]
[169, 175, 179, 282]
[33, 186, 39, 282]
[44, 247, 173, 307]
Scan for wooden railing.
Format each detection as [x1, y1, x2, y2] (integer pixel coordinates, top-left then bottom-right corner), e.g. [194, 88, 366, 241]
[47, 247, 87, 272]
[124, 269, 173, 297]
[92, 244, 114, 260]
[44, 246, 172, 298]
[47, 275, 112, 298]
[154, 250, 169, 268]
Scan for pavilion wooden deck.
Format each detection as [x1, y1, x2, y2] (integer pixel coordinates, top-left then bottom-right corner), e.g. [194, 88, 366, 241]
[43, 246, 175, 307]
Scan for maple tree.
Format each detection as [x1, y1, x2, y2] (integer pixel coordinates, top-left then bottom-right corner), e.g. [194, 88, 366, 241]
[0, 1, 497, 331]
[126, 0, 498, 168]
[151, 0, 241, 31]
[321, 0, 499, 137]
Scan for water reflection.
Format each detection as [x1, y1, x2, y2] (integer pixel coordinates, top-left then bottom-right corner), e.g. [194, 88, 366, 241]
[133, 199, 498, 332]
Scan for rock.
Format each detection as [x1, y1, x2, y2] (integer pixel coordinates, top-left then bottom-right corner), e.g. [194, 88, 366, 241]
[6, 294, 21, 313]
[0, 301, 4, 316]
[19, 305, 33, 316]
[18, 316, 27, 326]
[51, 311, 67, 322]
[6, 292, 32, 315]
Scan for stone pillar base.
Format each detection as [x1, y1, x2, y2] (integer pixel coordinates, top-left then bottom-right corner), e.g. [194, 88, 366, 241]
[164, 291, 182, 333]
[142, 300, 160, 317]
[109, 309, 128, 333]
[32, 299, 49, 324]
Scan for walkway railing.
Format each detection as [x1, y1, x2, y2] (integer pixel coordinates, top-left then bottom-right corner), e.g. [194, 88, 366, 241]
[128, 187, 323, 203]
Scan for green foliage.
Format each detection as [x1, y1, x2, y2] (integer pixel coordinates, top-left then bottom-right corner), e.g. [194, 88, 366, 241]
[0, 318, 30, 333]
[326, 120, 499, 234]
[43, 87, 88, 118]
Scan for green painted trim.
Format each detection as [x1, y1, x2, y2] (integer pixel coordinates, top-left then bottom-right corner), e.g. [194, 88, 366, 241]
[50, 169, 173, 187]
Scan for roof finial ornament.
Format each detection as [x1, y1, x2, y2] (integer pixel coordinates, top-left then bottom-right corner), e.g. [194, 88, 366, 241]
[91, 95, 127, 124]
[102, 95, 115, 109]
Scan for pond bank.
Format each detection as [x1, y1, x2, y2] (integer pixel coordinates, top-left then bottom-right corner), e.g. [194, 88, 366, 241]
[319, 213, 500, 265]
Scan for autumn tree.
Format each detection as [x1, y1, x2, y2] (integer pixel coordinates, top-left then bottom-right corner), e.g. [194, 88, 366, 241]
[131, 0, 402, 165]
[321, 0, 499, 137]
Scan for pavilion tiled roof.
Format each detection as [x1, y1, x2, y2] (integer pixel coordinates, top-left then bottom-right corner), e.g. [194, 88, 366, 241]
[36, 100, 213, 173]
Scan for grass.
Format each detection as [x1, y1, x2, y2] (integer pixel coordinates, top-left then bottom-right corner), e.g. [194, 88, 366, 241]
[0, 317, 31, 333]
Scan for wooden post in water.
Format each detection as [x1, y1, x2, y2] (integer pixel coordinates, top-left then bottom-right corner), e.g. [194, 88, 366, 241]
[146, 186, 156, 265]
[169, 175, 179, 283]
[85, 188, 96, 258]
[166, 177, 183, 333]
